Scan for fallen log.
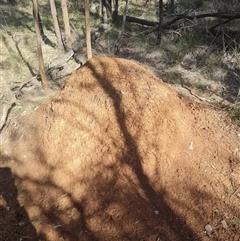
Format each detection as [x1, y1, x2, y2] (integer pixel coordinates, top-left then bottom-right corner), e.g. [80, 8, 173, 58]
[124, 11, 240, 29]
[126, 16, 158, 27]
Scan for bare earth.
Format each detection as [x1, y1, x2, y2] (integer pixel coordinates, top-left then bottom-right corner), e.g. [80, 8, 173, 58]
[0, 57, 240, 241]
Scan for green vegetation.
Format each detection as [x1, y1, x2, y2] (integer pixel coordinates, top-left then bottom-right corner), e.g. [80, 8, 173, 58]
[175, 31, 196, 56]
[230, 106, 240, 126]
[0, 0, 239, 126]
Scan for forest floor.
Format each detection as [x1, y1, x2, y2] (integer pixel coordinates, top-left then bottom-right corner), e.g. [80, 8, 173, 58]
[1, 2, 240, 241]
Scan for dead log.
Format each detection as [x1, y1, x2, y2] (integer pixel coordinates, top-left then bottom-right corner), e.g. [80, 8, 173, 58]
[163, 12, 240, 27]
[126, 16, 158, 26]
[124, 12, 240, 29]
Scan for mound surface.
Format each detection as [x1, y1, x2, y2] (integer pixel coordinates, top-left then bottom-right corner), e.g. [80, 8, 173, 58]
[1, 57, 240, 241]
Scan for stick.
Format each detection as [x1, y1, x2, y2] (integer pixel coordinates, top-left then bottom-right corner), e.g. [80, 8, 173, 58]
[0, 99, 16, 132]
[182, 85, 211, 102]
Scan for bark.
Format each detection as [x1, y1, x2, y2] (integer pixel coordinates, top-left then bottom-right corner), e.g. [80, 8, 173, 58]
[113, 0, 119, 20]
[61, 0, 72, 51]
[125, 12, 240, 30]
[126, 16, 158, 26]
[164, 12, 240, 27]
[38, 12, 44, 36]
[115, 0, 129, 54]
[168, 0, 174, 14]
[98, 0, 102, 16]
[102, 0, 108, 23]
[84, 0, 92, 60]
[114, 0, 118, 13]
[157, 0, 163, 44]
[102, 0, 112, 23]
[33, 0, 48, 88]
[49, 0, 64, 51]
[38, 12, 56, 47]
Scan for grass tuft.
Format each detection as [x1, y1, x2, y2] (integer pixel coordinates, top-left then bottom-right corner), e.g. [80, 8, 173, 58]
[230, 106, 240, 126]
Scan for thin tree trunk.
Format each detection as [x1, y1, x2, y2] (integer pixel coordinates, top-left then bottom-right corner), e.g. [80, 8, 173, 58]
[157, 0, 163, 44]
[38, 12, 56, 47]
[84, 0, 92, 60]
[168, 0, 174, 13]
[61, 0, 71, 51]
[113, 0, 118, 20]
[33, 0, 48, 88]
[49, 0, 65, 51]
[107, 0, 112, 13]
[102, 0, 112, 23]
[115, 0, 129, 54]
[102, 0, 108, 23]
[219, 9, 226, 52]
[98, 0, 102, 16]
[38, 12, 44, 37]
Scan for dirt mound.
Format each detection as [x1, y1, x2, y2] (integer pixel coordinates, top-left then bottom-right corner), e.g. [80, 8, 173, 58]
[1, 57, 240, 241]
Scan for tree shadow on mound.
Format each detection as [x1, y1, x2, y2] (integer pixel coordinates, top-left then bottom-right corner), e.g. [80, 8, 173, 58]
[0, 166, 38, 241]
[85, 59, 198, 240]
[1, 58, 212, 240]
[0, 152, 99, 241]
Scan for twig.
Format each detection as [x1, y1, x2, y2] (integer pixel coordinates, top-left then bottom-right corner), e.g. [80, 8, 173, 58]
[222, 101, 240, 110]
[143, 0, 151, 6]
[209, 16, 237, 32]
[182, 85, 211, 102]
[0, 99, 16, 133]
[182, 85, 240, 110]
[46, 49, 74, 77]
[230, 186, 240, 199]
[18, 75, 39, 91]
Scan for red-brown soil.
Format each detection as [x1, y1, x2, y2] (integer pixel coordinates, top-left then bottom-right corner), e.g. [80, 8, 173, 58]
[1, 57, 240, 241]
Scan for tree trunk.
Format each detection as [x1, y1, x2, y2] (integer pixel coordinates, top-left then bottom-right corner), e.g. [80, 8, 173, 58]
[61, 0, 72, 51]
[108, 0, 112, 13]
[98, 0, 102, 16]
[114, 0, 118, 13]
[84, 0, 92, 60]
[102, 0, 112, 23]
[168, 0, 174, 13]
[102, 0, 108, 23]
[157, 0, 163, 44]
[49, 0, 65, 51]
[38, 12, 44, 36]
[115, 0, 129, 54]
[33, 0, 48, 88]
[113, 0, 119, 20]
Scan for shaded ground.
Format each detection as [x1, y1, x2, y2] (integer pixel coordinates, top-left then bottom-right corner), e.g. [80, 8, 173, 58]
[0, 167, 38, 241]
[0, 57, 240, 240]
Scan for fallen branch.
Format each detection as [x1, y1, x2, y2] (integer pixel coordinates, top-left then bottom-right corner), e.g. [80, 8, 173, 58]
[163, 12, 240, 28]
[182, 85, 211, 102]
[182, 85, 240, 110]
[125, 11, 240, 32]
[126, 16, 158, 27]
[46, 49, 74, 78]
[18, 76, 39, 91]
[209, 15, 238, 32]
[15, 49, 75, 92]
[222, 101, 240, 110]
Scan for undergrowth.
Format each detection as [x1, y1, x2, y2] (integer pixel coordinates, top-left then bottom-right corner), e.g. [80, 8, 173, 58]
[0, 0, 240, 128]
[230, 107, 240, 126]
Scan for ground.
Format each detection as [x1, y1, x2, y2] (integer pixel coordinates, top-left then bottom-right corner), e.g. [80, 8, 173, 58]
[0, 57, 240, 241]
